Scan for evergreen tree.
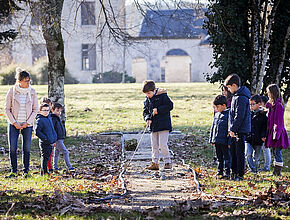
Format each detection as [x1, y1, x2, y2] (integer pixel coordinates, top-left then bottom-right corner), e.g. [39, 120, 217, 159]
[204, 0, 289, 104]
[203, 0, 251, 87]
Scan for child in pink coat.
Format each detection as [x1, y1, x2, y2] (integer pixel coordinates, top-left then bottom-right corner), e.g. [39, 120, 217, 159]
[265, 84, 289, 176]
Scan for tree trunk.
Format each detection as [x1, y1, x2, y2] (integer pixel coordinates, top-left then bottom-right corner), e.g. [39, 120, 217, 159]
[39, 0, 66, 122]
[250, 0, 260, 94]
[276, 25, 290, 84]
[255, 0, 279, 94]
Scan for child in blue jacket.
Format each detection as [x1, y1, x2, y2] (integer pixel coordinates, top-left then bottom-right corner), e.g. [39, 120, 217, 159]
[225, 74, 251, 181]
[35, 103, 57, 175]
[210, 95, 231, 178]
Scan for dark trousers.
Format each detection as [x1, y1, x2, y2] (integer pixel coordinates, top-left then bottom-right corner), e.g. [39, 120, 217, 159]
[39, 141, 52, 174]
[230, 134, 246, 177]
[8, 124, 33, 173]
[215, 143, 231, 175]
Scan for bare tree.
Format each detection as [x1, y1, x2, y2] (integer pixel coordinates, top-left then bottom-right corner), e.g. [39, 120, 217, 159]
[255, 0, 279, 94]
[35, 0, 66, 121]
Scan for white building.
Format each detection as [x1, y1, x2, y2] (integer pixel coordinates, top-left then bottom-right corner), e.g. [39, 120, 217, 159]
[0, 1, 215, 83]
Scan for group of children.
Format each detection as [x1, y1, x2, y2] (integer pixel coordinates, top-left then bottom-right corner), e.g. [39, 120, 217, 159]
[209, 74, 289, 180]
[141, 76, 289, 181]
[36, 98, 75, 175]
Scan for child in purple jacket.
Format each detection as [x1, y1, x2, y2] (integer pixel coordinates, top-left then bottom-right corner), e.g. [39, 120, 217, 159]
[265, 84, 289, 176]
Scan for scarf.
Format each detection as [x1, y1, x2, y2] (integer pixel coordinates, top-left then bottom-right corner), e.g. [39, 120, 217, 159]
[13, 82, 32, 102]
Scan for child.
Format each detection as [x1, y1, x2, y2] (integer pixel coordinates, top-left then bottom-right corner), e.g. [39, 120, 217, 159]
[40, 97, 52, 109]
[142, 80, 173, 170]
[213, 86, 232, 113]
[261, 96, 269, 110]
[222, 85, 233, 108]
[35, 103, 57, 175]
[245, 95, 267, 173]
[51, 102, 75, 171]
[40, 97, 54, 172]
[225, 74, 251, 181]
[259, 95, 271, 172]
[265, 84, 289, 176]
[209, 95, 231, 178]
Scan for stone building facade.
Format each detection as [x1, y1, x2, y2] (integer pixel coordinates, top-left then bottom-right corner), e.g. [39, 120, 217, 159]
[0, 1, 215, 83]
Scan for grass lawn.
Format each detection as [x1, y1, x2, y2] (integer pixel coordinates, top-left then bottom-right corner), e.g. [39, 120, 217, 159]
[0, 83, 289, 219]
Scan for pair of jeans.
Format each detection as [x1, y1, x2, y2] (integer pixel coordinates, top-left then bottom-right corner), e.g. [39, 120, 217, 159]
[53, 140, 72, 169]
[261, 144, 271, 170]
[215, 143, 231, 175]
[151, 130, 171, 163]
[273, 147, 283, 166]
[245, 143, 261, 172]
[8, 124, 33, 173]
[39, 141, 52, 174]
[230, 134, 246, 177]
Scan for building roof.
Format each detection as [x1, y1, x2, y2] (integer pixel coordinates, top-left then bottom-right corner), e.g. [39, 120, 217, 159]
[139, 9, 208, 39]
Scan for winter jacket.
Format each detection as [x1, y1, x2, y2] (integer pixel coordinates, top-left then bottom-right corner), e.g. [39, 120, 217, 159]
[229, 86, 251, 134]
[245, 109, 267, 146]
[143, 88, 173, 132]
[35, 114, 57, 144]
[51, 113, 65, 140]
[210, 109, 231, 146]
[5, 87, 38, 126]
[265, 98, 289, 149]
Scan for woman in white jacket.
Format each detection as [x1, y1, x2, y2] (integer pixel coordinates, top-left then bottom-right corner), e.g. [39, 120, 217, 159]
[4, 68, 38, 178]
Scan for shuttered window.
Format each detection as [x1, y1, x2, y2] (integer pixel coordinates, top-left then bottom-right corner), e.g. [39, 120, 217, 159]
[82, 44, 96, 70]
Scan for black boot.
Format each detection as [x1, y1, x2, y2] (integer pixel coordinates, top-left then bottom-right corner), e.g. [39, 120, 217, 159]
[273, 165, 282, 176]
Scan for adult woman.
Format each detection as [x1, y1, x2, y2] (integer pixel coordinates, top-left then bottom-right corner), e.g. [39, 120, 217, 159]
[5, 68, 38, 178]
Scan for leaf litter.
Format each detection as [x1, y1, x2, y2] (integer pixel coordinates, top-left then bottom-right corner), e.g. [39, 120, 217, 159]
[0, 134, 289, 218]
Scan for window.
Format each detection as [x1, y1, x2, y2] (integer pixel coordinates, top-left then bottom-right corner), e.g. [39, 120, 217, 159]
[82, 44, 96, 70]
[81, 2, 96, 25]
[32, 44, 47, 64]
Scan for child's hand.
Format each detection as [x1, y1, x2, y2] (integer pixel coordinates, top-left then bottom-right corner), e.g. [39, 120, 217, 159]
[228, 145, 231, 149]
[53, 143, 56, 147]
[152, 108, 158, 116]
[261, 137, 266, 142]
[210, 143, 214, 146]
[229, 131, 236, 137]
[146, 120, 152, 126]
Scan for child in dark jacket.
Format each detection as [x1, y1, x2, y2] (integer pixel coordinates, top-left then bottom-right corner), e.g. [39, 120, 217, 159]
[209, 95, 231, 178]
[35, 103, 57, 175]
[143, 80, 173, 170]
[259, 95, 271, 171]
[225, 74, 251, 181]
[51, 103, 75, 171]
[245, 95, 267, 173]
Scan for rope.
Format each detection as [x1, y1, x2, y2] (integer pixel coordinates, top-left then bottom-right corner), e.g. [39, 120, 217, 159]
[125, 124, 148, 168]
